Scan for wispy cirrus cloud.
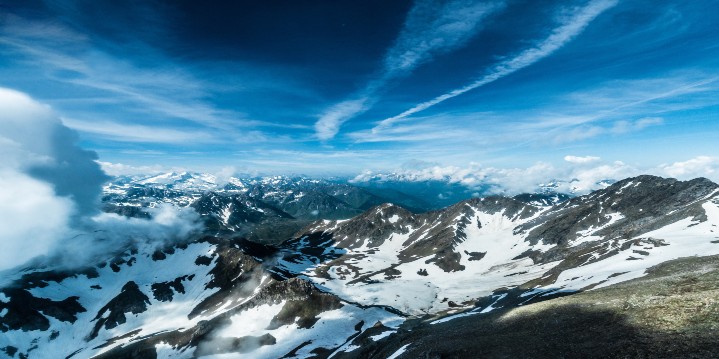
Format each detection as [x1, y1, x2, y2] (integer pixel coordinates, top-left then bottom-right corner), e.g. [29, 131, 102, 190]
[60, 118, 222, 144]
[549, 117, 665, 143]
[374, 0, 618, 132]
[381, 0, 504, 73]
[314, 98, 369, 142]
[349, 119, 471, 143]
[314, 0, 503, 140]
[0, 14, 268, 144]
[354, 67, 719, 150]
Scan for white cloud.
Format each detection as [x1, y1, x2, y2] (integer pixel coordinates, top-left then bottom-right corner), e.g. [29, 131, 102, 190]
[62, 117, 221, 144]
[352, 155, 719, 196]
[315, 98, 369, 141]
[375, 0, 618, 131]
[551, 117, 664, 143]
[383, 0, 503, 73]
[98, 161, 172, 177]
[0, 170, 73, 271]
[635, 117, 664, 128]
[55, 205, 202, 269]
[314, 0, 502, 140]
[0, 88, 202, 273]
[610, 117, 664, 134]
[659, 156, 719, 179]
[213, 166, 239, 186]
[352, 159, 636, 195]
[0, 14, 270, 146]
[349, 120, 469, 143]
[552, 125, 606, 143]
[564, 155, 601, 164]
[0, 87, 94, 271]
[359, 71, 716, 150]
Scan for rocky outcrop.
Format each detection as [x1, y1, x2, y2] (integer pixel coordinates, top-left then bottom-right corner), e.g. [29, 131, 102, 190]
[89, 281, 150, 340]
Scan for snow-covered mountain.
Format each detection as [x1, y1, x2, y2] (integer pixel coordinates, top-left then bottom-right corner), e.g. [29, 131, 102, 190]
[104, 173, 433, 214]
[104, 172, 573, 217]
[0, 237, 403, 358]
[274, 176, 719, 317]
[102, 173, 476, 241]
[2, 175, 718, 358]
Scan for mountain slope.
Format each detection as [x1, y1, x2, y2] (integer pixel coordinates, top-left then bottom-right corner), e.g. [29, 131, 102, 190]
[272, 176, 719, 316]
[0, 238, 403, 359]
[2, 175, 719, 358]
[341, 254, 719, 358]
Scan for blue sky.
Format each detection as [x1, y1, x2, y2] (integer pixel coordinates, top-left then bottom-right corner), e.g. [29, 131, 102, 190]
[1, 0, 718, 176]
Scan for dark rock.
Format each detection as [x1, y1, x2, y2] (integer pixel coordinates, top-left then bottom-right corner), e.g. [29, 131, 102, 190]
[0, 289, 85, 332]
[151, 250, 166, 261]
[151, 276, 188, 302]
[195, 255, 213, 266]
[89, 281, 150, 340]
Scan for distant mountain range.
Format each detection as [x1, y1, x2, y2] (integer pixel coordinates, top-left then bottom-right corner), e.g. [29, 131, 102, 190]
[3, 175, 719, 358]
[102, 172, 574, 242]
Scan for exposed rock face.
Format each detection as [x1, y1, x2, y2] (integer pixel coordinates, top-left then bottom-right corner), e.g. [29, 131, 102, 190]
[0, 288, 85, 332]
[151, 276, 192, 302]
[513, 192, 571, 207]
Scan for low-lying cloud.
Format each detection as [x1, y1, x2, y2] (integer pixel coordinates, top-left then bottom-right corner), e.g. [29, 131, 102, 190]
[51, 204, 202, 270]
[661, 156, 719, 178]
[352, 155, 719, 195]
[0, 170, 73, 271]
[0, 88, 201, 273]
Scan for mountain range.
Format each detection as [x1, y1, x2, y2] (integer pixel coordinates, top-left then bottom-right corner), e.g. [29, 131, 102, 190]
[2, 174, 719, 358]
[102, 172, 570, 242]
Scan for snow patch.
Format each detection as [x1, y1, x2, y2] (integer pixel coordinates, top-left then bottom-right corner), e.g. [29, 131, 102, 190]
[370, 330, 397, 341]
[387, 343, 411, 359]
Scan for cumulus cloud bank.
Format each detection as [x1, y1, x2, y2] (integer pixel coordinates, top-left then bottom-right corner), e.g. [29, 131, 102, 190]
[0, 170, 73, 271]
[661, 156, 719, 178]
[352, 155, 719, 195]
[0, 88, 201, 273]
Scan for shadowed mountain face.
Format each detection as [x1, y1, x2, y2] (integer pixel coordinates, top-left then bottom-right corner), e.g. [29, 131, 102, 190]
[2, 175, 719, 358]
[340, 254, 719, 359]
